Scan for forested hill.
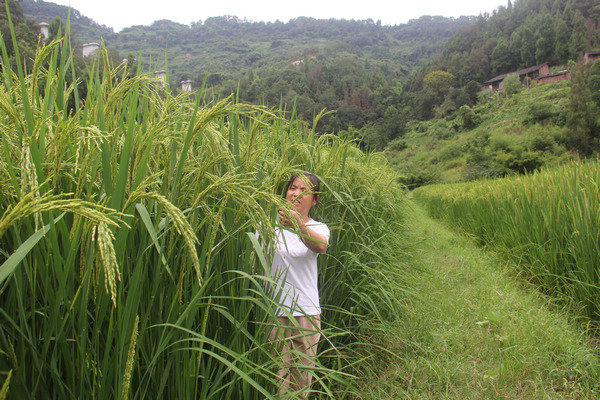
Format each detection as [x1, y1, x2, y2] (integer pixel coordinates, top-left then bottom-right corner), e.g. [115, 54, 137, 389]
[20, 0, 113, 44]
[21, 1, 473, 80]
[411, 0, 600, 89]
[21, 1, 474, 131]
[19, 0, 600, 158]
[388, 0, 600, 186]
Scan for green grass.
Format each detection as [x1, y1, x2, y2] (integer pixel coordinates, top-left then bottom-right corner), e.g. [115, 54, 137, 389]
[361, 202, 600, 399]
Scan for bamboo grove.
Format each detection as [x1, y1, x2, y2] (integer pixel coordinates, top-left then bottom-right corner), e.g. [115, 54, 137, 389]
[0, 13, 408, 400]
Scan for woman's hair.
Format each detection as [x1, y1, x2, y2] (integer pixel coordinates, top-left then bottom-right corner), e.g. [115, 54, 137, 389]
[287, 173, 321, 204]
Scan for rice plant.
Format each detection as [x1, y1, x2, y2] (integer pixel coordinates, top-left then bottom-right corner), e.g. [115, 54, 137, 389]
[413, 159, 600, 321]
[0, 11, 408, 399]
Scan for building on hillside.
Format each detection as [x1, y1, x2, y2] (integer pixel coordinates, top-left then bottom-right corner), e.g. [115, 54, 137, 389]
[82, 43, 100, 57]
[584, 51, 600, 64]
[39, 22, 49, 41]
[180, 80, 192, 92]
[483, 63, 550, 91]
[537, 69, 570, 84]
[155, 70, 166, 87]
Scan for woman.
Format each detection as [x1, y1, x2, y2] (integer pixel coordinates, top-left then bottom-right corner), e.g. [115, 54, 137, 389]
[268, 172, 330, 398]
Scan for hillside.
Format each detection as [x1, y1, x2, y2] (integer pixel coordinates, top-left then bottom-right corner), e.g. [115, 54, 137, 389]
[19, 0, 600, 163]
[21, 0, 113, 45]
[21, 0, 473, 136]
[21, 1, 472, 84]
[385, 80, 571, 185]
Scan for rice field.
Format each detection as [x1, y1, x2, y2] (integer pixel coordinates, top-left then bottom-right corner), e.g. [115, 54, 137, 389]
[413, 159, 600, 320]
[0, 19, 408, 399]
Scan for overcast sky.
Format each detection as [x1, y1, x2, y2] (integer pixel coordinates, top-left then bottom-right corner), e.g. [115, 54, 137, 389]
[49, 0, 506, 32]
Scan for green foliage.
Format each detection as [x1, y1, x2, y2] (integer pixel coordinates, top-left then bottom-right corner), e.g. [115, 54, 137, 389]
[456, 105, 479, 129]
[401, 0, 600, 137]
[527, 101, 555, 123]
[567, 59, 600, 153]
[46, 15, 64, 42]
[502, 73, 522, 96]
[386, 80, 578, 184]
[0, 0, 39, 71]
[21, 0, 114, 44]
[491, 37, 516, 75]
[20, 0, 600, 157]
[423, 70, 456, 94]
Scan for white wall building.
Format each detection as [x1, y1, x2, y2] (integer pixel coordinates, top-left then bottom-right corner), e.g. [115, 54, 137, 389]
[82, 43, 100, 57]
[180, 80, 192, 92]
[39, 22, 49, 40]
[155, 70, 166, 87]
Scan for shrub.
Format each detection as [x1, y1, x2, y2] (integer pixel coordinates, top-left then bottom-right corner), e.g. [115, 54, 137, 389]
[502, 74, 522, 97]
[527, 102, 555, 123]
[456, 104, 480, 129]
[438, 142, 465, 162]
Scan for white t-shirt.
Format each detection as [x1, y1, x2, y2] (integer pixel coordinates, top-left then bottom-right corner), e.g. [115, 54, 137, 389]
[270, 220, 330, 317]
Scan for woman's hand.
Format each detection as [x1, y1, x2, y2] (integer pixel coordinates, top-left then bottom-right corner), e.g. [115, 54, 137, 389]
[278, 207, 327, 253]
[278, 207, 302, 227]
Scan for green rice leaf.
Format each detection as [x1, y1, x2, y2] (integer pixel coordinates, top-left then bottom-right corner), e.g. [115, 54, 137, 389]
[0, 212, 65, 285]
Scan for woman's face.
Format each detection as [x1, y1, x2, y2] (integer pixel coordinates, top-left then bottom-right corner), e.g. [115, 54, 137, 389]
[286, 176, 317, 218]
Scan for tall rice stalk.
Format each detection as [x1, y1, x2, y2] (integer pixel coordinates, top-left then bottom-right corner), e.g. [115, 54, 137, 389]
[414, 159, 600, 320]
[0, 13, 408, 399]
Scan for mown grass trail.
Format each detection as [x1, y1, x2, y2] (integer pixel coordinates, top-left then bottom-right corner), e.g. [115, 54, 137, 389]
[363, 201, 600, 399]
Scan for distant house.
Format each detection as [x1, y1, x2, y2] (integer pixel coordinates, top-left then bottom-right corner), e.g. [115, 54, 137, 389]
[537, 69, 570, 84]
[291, 60, 304, 66]
[39, 22, 49, 40]
[483, 63, 550, 91]
[82, 42, 100, 57]
[180, 80, 192, 92]
[155, 70, 166, 87]
[584, 51, 600, 64]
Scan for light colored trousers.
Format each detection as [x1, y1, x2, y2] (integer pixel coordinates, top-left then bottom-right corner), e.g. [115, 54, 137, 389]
[268, 315, 321, 398]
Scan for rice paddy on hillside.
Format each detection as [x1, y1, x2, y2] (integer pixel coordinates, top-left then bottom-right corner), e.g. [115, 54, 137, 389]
[414, 159, 600, 321]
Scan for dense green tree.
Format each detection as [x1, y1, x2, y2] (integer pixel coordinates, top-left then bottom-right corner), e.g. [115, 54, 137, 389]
[0, 0, 39, 72]
[519, 25, 537, 67]
[502, 73, 522, 96]
[562, 0, 575, 26]
[47, 15, 64, 42]
[125, 52, 137, 77]
[568, 60, 599, 152]
[588, 60, 600, 106]
[551, 0, 564, 16]
[535, 13, 556, 64]
[554, 18, 571, 61]
[491, 38, 517, 74]
[569, 10, 588, 59]
[423, 70, 456, 96]
[590, 5, 600, 26]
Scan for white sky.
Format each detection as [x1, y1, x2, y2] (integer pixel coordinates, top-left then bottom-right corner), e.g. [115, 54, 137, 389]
[49, 0, 506, 32]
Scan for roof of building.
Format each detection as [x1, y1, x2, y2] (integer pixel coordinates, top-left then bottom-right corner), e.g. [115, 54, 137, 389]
[538, 70, 569, 79]
[484, 63, 549, 84]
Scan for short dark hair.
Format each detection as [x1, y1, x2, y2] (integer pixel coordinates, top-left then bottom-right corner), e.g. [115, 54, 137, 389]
[287, 173, 321, 203]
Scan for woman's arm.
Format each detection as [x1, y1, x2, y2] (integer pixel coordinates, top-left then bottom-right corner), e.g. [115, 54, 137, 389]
[279, 208, 328, 253]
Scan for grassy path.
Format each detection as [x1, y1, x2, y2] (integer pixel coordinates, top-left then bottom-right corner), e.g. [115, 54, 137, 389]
[364, 201, 600, 399]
